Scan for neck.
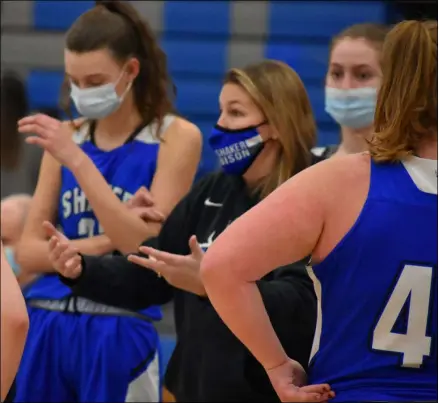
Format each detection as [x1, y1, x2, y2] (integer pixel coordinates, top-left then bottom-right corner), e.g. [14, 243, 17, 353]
[415, 137, 438, 160]
[336, 126, 372, 155]
[242, 140, 280, 187]
[95, 92, 142, 137]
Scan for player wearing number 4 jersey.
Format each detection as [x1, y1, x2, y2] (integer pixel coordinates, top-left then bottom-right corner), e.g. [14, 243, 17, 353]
[201, 20, 437, 403]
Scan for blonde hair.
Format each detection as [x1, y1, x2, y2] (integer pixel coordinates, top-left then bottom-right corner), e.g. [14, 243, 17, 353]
[224, 60, 316, 199]
[370, 20, 437, 162]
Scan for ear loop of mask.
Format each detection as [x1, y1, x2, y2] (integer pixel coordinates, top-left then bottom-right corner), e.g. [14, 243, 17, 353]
[116, 64, 133, 99]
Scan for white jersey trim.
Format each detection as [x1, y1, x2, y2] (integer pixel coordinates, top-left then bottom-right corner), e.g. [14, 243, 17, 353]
[72, 114, 176, 146]
[402, 156, 437, 195]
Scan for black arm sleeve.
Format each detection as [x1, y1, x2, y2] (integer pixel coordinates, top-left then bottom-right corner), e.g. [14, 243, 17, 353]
[61, 252, 173, 311]
[243, 260, 317, 393]
[59, 179, 201, 309]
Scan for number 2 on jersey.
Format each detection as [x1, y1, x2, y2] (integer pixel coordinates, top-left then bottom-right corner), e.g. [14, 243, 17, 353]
[372, 264, 433, 368]
[78, 218, 104, 238]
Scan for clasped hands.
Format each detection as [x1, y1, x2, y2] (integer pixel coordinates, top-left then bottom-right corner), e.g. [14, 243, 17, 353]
[44, 186, 205, 296]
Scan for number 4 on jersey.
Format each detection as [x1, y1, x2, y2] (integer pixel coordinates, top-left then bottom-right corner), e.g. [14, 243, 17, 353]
[372, 264, 433, 368]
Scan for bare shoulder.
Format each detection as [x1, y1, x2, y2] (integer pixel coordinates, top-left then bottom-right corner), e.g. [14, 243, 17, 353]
[298, 152, 370, 186]
[162, 116, 202, 146]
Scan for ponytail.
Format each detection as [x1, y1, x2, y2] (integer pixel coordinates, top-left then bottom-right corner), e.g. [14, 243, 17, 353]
[62, 0, 174, 137]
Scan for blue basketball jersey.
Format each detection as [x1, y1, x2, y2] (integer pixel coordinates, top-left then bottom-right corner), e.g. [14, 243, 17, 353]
[308, 158, 437, 401]
[25, 116, 175, 321]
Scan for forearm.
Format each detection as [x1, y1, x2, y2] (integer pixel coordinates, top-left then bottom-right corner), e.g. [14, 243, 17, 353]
[60, 254, 174, 310]
[70, 155, 158, 254]
[16, 235, 113, 274]
[204, 277, 289, 371]
[1, 248, 29, 401]
[1, 314, 28, 401]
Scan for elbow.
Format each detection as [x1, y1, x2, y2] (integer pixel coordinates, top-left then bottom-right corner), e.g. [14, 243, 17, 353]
[5, 309, 29, 341]
[200, 251, 222, 289]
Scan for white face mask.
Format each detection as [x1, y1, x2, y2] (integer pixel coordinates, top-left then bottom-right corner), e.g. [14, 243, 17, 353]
[70, 69, 132, 119]
[325, 87, 378, 129]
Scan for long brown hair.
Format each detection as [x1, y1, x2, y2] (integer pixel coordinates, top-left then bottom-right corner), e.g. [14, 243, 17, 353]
[224, 60, 316, 199]
[60, 0, 174, 136]
[370, 20, 437, 162]
[1, 72, 29, 170]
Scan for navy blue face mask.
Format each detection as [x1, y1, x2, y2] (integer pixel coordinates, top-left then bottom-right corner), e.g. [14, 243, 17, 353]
[209, 122, 266, 175]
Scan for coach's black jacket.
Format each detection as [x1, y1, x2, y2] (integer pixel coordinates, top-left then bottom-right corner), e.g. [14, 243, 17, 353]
[61, 172, 317, 402]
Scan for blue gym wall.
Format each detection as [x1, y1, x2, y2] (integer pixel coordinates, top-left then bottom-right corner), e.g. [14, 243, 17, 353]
[1, 0, 387, 177]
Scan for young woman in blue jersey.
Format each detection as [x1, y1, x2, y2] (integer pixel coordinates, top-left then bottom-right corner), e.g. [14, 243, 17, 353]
[314, 23, 388, 159]
[15, 1, 201, 402]
[43, 60, 333, 402]
[202, 20, 437, 402]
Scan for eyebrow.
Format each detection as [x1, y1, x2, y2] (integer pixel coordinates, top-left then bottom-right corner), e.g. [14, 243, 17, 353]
[66, 73, 108, 80]
[228, 100, 244, 106]
[330, 62, 373, 69]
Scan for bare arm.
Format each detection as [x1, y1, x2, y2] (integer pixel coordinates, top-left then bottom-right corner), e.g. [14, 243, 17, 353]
[1, 241, 29, 401]
[16, 152, 113, 274]
[201, 161, 332, 371]
[148, 118, 202, 223]
[67, 118, 202, 254]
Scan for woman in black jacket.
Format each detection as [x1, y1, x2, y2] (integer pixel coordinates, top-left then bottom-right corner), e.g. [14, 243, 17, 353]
[45, 60, 329, 402]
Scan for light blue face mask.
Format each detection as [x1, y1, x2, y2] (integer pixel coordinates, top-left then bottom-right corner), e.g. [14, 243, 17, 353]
[4, 246, 20, 276]
[325, 87, 377, 129]
[70, 69, 132, 120]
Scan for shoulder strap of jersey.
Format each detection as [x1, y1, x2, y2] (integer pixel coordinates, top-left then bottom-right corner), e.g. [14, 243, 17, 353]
[135, 114, 176, 144]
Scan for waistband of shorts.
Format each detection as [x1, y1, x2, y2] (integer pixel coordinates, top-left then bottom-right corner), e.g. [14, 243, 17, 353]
[28, 296, 153, 323]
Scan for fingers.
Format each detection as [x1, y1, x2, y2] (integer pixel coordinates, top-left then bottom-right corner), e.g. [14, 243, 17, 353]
[130, 187, 154, 208]
[48, 235, 60, 254]
[189, 235, 204, 259]
[137, 207, 165, 223]
[286, 391, 325, 402]
[137, 187, 154, 205]
[280, 384, 333, 403]
[18, 113, 58, 128]
[72, 117, 86, 127]
[43, 221, 59, 238]
[43, 221, 68, 242]
[62, 255, 83, 279]
[301, 385, 332, 395]
[18, 114, 59, 138]
[138, 246, 185, 266]
[24, 136, 50, 149]
[127, 254, 166, 276]
[48, 237, 80, 278]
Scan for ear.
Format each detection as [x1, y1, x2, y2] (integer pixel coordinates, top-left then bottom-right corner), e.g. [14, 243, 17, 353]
[125, 57, 140, 82]
[259, 123, 279, 141]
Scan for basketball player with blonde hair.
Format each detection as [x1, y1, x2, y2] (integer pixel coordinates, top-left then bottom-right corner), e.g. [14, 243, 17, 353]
[202, 20, 437, 402]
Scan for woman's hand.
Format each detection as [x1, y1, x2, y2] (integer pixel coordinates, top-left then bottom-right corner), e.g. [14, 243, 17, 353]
[266, 359, 335, 402]
[128, 235, 205, 296]
[42, 221, 82, 280]
[18, 114, 86, 170]
[126, 186, 165, 224]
